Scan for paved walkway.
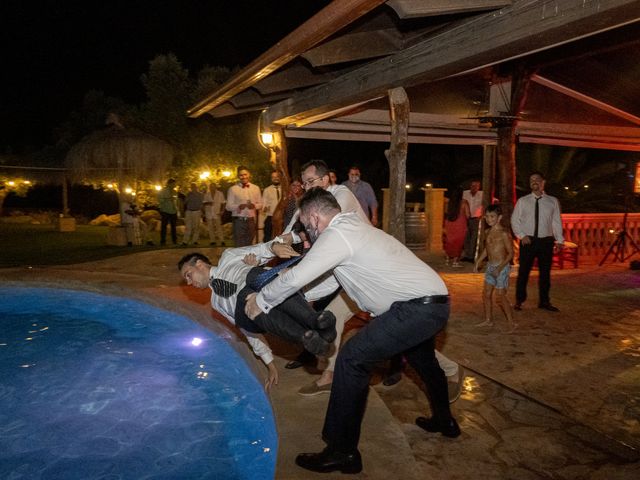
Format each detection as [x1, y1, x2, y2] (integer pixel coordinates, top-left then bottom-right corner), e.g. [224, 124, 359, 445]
[2, 248, 639, 478]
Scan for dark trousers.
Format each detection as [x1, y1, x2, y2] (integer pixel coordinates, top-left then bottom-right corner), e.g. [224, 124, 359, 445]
[263, 216, 273, 242]
[463, 217, 481, 259]
[516, 236, 554, 305]
[322, 300, 450, 453]
[232, 217, 256, 247]
[160, 212, 177, 245]
[234, 267, 322, 341]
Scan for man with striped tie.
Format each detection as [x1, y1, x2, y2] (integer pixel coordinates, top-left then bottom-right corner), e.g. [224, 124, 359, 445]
[178, 243, 336, 390]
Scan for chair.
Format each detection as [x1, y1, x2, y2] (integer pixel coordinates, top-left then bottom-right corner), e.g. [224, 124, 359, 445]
[552, 241, 579, 269]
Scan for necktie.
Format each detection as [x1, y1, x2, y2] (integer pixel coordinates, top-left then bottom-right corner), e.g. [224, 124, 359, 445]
[210, 278, 238, 298]
[249, 255, 303, 291]
[534, 197, 540, 238]
[242, 184, 250, 189]
[275, 186, 280, 202]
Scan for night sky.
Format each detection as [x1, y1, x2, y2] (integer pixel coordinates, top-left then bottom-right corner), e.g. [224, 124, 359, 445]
[2, 1, 330, 151]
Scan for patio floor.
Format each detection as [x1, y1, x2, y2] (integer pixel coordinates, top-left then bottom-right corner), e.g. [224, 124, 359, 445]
[1, 248, 638, 479]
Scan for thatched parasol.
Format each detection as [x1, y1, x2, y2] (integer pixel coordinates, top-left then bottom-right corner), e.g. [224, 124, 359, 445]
[65, 116, 173, 223]
[65, 121, 173, 186]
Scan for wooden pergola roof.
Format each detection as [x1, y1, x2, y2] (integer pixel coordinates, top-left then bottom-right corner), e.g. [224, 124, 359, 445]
[188, 0, 640, 151]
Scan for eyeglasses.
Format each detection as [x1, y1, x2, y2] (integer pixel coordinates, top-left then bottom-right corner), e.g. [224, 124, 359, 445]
[302, 176, 324, 188]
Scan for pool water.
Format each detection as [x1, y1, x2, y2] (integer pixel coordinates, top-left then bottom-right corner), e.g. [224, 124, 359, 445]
[0, 287, 277, 480]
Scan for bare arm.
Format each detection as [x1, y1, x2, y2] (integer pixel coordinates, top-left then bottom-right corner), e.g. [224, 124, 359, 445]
[265, 361, 279, 391]
[474, 245, 487, 272]
[494, 231, 514, 274]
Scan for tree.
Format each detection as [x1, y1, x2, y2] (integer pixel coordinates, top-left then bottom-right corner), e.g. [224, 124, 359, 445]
[54, 90, 133, 150]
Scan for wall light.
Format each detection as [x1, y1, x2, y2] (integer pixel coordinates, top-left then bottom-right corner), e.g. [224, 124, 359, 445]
[222, 170, 232, 178]
[154, 185, 162, 191]
[199, 171, 211, 180]
[260, 132, 274, 146]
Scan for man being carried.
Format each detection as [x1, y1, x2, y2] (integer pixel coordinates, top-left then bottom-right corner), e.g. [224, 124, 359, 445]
[178, 245, 336, 391]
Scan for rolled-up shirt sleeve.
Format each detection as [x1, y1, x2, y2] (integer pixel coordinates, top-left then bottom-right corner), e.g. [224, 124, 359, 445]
[256, 228, 351, 313]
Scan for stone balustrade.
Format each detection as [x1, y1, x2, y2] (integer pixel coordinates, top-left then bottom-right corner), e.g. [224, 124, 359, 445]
[562, 212, 640, 264]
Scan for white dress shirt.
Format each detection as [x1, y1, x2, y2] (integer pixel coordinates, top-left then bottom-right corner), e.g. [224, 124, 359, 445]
[209, 242, 276, 365]
[257, 212, 447, 316]
[283, 184, 370, 238]
[262, 184, 281, 217]
[280, 184, 371, 300]
[226, 183, 263, 219]
[203, 190, 225, 219]
[463, 190, 483, 218]
[511, 192, 564, 243]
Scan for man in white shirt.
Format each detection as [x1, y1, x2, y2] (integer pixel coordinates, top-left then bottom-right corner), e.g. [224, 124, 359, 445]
[283, 160, 369, 396]
[226, 166, 263, 247]
[462, 179, 483, 261]
[203, 183, 226, 246]
[262, 171, 282, 242]
[511, 171, 564, 312]
[178, 247, 338, 391]
[245, 188, 459, 474]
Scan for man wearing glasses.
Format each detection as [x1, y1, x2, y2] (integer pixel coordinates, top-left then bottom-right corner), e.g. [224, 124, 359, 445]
[280, 160, 369, 396]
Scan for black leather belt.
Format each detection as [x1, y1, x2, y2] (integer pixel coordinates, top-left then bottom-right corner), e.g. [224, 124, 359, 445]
[414, 295, 450, 305]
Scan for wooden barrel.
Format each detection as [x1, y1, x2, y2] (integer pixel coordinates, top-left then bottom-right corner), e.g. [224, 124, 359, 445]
[405, 212, 428, 250]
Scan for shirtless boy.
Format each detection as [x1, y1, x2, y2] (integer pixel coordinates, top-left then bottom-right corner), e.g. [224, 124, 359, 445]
[474, 204, 516, 332]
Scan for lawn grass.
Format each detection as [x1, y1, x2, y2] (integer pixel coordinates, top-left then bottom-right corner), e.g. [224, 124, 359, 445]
[0, 223, 163, 267]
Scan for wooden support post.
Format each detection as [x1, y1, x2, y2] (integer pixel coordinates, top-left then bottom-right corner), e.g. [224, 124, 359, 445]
[62, 172, 70, 217]
[482, 144, 496, 209]
[270, 127, 289, 237]
[384, 87, 409, 243]
[424, 188, 446, 253]
[495, 68, 531, 224]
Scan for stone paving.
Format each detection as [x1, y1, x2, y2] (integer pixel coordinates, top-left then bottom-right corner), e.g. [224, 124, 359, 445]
[378, 254, 640, 479]
[1, 248, 639, 479]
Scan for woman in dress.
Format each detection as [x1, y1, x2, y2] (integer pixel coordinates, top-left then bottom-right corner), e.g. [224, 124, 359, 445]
[443, 188, 470, 267]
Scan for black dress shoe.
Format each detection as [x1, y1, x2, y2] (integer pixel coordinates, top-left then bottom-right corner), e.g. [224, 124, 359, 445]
[285, 350, 316, 369]
[416, 416, 461, 438]
[316, 311, 337, 343]
[382, 371, 402, 386]
[514, 303, 522, 311]
[302, 330, 330, 356]
[539, 303, 559, 312]
[295, 448, 362, 474]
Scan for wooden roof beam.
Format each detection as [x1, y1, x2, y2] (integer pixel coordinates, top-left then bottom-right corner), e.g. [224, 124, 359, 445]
[531, 74, 640, 126]
[387, 0, 512, 18]
[264, 0, 640, 127]
[301, 28, 403, 67]
[186, 0, 387, 118]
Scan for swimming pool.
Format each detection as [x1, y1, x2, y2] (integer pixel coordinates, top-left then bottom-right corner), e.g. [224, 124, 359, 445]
[0, 287, 277, 480]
